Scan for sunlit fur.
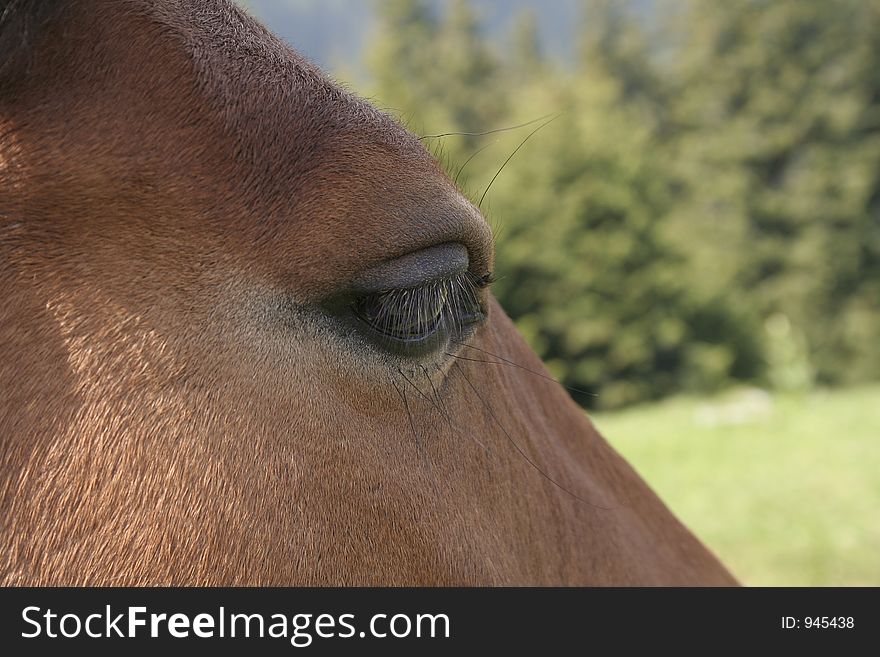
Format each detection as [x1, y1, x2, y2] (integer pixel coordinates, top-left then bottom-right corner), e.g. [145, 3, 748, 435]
[0, 0, 736, 585]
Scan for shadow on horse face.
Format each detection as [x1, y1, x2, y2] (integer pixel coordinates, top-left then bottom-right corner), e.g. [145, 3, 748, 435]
[0, 0, 736, 585]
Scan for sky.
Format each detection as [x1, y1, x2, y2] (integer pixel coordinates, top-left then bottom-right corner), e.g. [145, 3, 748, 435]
[244, 0, 583, 77]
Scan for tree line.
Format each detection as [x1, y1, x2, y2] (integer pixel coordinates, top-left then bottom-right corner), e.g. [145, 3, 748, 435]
[361, 0, 879, 409]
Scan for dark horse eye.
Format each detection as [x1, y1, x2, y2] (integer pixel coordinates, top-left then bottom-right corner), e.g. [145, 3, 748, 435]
[351, 271, 487, 353]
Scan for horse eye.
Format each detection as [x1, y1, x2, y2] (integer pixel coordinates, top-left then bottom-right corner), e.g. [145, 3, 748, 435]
[354, 286, 448, 338]
[351, 272, 487, 354]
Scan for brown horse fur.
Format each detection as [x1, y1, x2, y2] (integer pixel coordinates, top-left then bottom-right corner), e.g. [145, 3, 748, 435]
[0, 0, 736, 585]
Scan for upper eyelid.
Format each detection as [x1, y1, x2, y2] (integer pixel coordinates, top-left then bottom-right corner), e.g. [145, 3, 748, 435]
[347, 243, 471, 296]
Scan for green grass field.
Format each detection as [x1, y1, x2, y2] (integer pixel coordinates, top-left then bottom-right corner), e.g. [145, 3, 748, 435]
[591, 385, 880, 586]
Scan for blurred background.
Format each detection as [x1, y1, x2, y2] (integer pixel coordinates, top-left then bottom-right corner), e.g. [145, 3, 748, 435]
[240, 0, 880, 585]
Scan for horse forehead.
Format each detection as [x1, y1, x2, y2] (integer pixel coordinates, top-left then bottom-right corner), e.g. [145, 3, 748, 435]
[147, 0, 421, 161]
[148, 0, 465, 288]
[53, 0, 464, 293]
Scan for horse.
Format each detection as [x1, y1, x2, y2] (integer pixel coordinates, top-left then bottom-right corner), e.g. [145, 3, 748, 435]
[0, 0, 736, 585]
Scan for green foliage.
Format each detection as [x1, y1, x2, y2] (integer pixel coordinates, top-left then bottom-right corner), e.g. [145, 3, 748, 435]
[366, 0, 505, 172]
[667, 0, 880, 390]
[362, 0, 880, 408]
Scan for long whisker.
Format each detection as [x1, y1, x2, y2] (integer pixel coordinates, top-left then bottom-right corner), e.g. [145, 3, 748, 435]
[400, 366, 491, 454]
[453, 141, 495, 188]
[391, 377, 438, 491]
[451, 341, 597, 397]
[419, 114, 554, 140]
[418, 364, 491, 454]
[478, 114, 560, 210]
[399, 367, 442, 410]
[454, 362, 617, 511]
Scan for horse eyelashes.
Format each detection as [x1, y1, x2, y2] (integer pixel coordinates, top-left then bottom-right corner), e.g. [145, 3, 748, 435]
[352, 271, 488, 343]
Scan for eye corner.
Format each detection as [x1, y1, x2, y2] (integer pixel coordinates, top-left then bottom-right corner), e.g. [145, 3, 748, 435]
[474, 271, 495, 288]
